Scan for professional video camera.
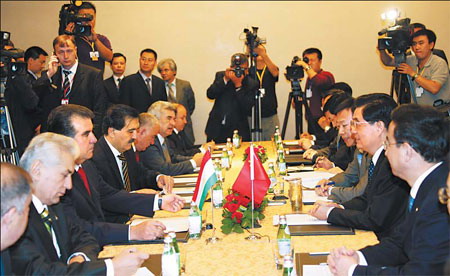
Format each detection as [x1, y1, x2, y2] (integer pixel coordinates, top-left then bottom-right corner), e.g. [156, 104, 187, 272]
[58, 0, 92, 36]
[0, 31, 26, 78]
[231, 54, 245, 78]
[378, 17, 411, 66]
[243, 27, 266, 57]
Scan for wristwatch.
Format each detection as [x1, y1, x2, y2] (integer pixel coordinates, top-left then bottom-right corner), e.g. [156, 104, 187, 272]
[158, 198, 163, 209]
[306, 66, 312, 71]
[411, 73, 419, 81]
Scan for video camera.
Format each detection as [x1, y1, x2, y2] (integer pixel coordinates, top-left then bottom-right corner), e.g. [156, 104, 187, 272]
[378, 17, 411, 66]
[58, 0, 92, 36]
[243, 27, 266, 57]
[285, 56, 307, 96]
[0, 31, 26, 78]
[231, 54, 246, 78]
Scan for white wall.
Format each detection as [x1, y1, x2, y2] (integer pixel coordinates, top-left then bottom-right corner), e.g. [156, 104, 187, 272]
[2, 1, 449, 142]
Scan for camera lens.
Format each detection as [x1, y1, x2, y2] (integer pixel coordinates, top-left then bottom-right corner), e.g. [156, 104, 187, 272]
[303, 57, 309, 63]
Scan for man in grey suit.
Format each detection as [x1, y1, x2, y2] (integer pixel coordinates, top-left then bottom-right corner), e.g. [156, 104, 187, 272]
[141, 101, 203, 176]
[158, 58, 196, 146]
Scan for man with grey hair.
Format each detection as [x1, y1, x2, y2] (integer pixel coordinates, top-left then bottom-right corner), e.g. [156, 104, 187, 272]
[157, 58, 196, 145]
[1, 163, 32, 275]
[9, 133, 149, 275]
[141, 101, 203, 176]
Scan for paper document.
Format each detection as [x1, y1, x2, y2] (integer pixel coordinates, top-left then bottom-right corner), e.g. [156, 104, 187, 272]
[283, 141, 299, 146]
[303, 265, 332, 276]
[131, 217, 189, 233]
[287, 166, 314, 172]
[283, 171, 336, 189]
[302, 190, 331, 204]
[133, 267, 155, 276]
[211, 153, 222, 158]
[181, 196, 192, 203]
[173, 177, 198, 184]
[286, 214, 330, 225]
[173, 187, 195, 194]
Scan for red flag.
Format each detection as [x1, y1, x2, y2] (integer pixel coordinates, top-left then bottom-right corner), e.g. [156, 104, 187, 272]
[232, 147, 270, 204]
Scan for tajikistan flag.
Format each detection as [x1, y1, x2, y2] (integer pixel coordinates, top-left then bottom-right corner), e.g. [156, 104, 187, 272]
[192, 150, 218, 210]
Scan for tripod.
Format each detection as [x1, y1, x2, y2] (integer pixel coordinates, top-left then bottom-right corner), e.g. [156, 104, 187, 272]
[0, 79, 19, 164]
[390, 69, 411, 104]
[281, 79, 310, 140]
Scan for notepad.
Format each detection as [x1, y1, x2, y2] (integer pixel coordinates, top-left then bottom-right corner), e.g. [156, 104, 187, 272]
[285, 214, 330, 226]
[283, 171, 336, 189]
[303, 265, 332, 276]
[283, 141, 299, 146]
[131, 217, 189, 233]
[172, 187, 195, 194]
[173, 177, 197, 184]
[133, 267, 155, 276]
[181, 196, 192, 203]
[302, 190, 331, 204]
[211, 153, 223, 158]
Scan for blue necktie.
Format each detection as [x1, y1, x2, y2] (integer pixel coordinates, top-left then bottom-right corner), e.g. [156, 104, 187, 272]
[408, 195, 414, 212]
[368, 160, 375, 184]
[357, 152, 363, 166]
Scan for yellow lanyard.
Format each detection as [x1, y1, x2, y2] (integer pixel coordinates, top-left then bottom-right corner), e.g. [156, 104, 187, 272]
[82, 37, 96, 51]
[256, 65, 267, 89]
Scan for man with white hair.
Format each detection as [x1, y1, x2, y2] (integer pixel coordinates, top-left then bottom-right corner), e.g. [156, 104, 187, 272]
[9, 133, 148, 275]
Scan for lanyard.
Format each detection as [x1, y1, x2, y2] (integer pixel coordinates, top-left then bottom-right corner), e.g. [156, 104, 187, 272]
[81, 36, 96, 52]
[256, 65, 267, 89]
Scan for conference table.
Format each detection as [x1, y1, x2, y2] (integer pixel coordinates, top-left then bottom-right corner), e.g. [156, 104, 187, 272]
[99, 141, 378, 275]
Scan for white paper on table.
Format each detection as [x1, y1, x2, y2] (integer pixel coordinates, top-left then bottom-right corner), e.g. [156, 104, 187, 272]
[193, 167, 200, 172]
[283, 141, 299, 146]
[283, 171, 336, 189]
[181, 196, 192, 203]
[131, 217, 189, 232]
[172, 187, 195, 194]
[173, 177, 198, 184]
[303, 265, 332, 276]
[302, 190, 331, 204]
[285, 214, 330, 225]
[216, 144, 227, 149]
[132, 267, 155, 276]
[287, 166, 314, 172]
[211, 153, 222, 158]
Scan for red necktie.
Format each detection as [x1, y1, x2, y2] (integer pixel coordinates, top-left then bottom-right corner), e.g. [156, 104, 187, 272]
[77, 167, 92, 196]
[135, 151, 140, 162]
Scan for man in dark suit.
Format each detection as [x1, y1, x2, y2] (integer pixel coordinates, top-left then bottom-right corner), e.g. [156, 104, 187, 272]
[10, 133, 148, 275]
[167, 103, 215, 157]
[47, 104, 184, 246]
[328, 104, 450, 275]
[141, 101, 203, 176]
[157, 58, 196, 145]
[310, 95, 410, 240]
[1, 163, 32, 275]
[32, 35, 107, 137]
[90, 104, 176, 223]
[4, 46, 47, 156]
[104, 53, 126, 106]
[205, 53, 258, 143]
[119, 48, 167, 113]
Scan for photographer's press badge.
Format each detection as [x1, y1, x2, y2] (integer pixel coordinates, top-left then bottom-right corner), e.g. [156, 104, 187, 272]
[306, 88, 312, 98]
[259, 88, 265, 98]
[61, 98, 69, 105]
[415, 86, 423, 98]
[90, 51, 99, 61]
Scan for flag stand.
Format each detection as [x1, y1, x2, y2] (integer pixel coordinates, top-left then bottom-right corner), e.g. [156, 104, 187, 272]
[206, 186, 221, 244]
[245, 143, 261, 241]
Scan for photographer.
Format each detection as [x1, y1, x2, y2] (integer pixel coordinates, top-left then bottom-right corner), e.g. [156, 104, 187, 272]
[205, 53, 258, 143]
[296, 48, 335, 135]
[66, 1, 112, 73]
[378, 29, 449, 105]
[247, 45, 280, 141]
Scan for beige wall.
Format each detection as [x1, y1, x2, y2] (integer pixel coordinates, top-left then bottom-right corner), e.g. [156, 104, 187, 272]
[2, 1, 449, 142]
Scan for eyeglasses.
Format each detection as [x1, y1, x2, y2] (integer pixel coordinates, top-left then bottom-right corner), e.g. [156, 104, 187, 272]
[350, 120, 370, 128]
[438, 187, 449, 205]
[383, 140, 402, 150]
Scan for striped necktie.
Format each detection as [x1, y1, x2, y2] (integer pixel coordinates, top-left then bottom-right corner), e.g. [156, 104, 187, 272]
[161, 140, 172, 163]
[167, 83, 177, 103]
[117, 153, 131, 192]
[145, 78, 152, 96]
[40, 208, 53, 235]
[62, 70, 71, 98]
[368, 160, 375, 184]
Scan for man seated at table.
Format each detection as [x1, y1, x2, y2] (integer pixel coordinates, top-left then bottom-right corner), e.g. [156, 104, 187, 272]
[48, 104, 183, 246]
[167, 103, 215, 157]
[90, 104, 177, 223]
[10, 133, 149, 275]
[327, 104, 449, 275]
[310, 94, 410, 240]
[141, 101, 203, 176]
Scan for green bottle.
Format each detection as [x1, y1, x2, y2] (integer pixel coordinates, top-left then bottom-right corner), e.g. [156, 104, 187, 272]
[212, 178, 224, 208]
[277, 149, 287, 176]
[232, 130, 241, 148]
[188, 202, 202, 239]
[282, 255, 295, 276]
[221, 148, 230, 170]
[168, 232, 180, 274]
[277, 215, 291, 256]
[274, 128, 280, 146]
[267, 162, 277, 193]
[214, 158, 223, 180]
[226, 138, 233, 160]
[162, 235, 179, 276]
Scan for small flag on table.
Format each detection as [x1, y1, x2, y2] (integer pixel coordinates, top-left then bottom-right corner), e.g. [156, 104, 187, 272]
[192, 150, 218, 210]
[232, 144, 270, 205]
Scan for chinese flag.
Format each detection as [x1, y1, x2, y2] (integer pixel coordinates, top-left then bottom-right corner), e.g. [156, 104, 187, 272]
[232, 147, 270, 205]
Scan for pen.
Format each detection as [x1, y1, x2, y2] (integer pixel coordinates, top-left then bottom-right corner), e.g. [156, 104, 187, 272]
[315, 181, 335, 188]
[309, 252, 330, 256]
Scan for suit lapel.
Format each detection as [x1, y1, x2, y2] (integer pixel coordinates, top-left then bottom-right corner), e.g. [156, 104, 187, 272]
[29, 205, 59, 261]
[155, 138, 166, 161]
[412, 163, 445, 213]
[51, 68, 63, 97]
[70, 65, 84, 99]
[99, 137, 123, 188]
[175, 79, 183, 102]
[136, 72, 149, 95]
[48, 205, 68, 261]
[72, 172, 100, 214]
